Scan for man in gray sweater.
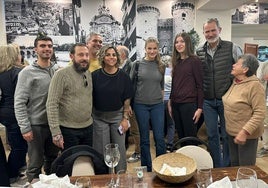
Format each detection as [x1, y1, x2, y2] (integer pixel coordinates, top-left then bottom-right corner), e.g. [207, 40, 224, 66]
[14, 34, 59, 183]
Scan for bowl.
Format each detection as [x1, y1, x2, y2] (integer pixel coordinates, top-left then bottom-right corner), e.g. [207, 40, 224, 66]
[152, 152, 197, 184]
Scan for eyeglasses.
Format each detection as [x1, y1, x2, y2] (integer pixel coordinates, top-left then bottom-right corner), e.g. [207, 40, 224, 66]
[83, 74, 88, 87]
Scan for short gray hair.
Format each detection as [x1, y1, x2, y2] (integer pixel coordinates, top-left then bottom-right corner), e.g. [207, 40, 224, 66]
[118, 46, 129, 57]
[203, 18, 221, 29]
[85, 32, 101, 43]
[239, 53, 259, 77]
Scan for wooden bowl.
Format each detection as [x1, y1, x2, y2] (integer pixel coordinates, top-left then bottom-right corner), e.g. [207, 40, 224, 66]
[152, 153, 197, 184]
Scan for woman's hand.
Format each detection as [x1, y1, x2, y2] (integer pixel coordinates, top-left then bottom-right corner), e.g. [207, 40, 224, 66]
[193, 108, 202, 124]
[120, 118, 130, 133]
[234, 129, 249, 145]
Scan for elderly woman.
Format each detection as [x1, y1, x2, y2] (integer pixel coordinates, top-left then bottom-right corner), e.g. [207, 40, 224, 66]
[222, 54, 266, 166]
[92, 45, 134, 172]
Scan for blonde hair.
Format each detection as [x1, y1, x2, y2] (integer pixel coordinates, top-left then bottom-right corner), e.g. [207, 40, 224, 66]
[0, 44, 20, 73]
[145, 37, 165, 74]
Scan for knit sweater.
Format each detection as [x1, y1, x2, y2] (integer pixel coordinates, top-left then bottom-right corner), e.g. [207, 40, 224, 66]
[170, 56, 203, 109]
[15, 61, 57, 134]
[46, 65, 93, 136]
[134, 59, 164, 105]
[222, 75, 265, 138]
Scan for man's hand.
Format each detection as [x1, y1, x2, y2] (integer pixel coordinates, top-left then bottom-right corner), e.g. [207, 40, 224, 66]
[52, 134, 64, 149]
[22, 131, 34, 142]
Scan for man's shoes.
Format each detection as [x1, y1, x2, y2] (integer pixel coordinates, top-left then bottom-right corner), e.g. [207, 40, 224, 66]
[256, 147, 268, 158]
[10, 174, 28, 187]
[127, 152, 140, 163]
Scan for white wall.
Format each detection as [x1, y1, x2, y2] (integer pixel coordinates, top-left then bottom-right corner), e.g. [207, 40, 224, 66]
[232, 37, 268, 50]
[0, 0, 7, 45]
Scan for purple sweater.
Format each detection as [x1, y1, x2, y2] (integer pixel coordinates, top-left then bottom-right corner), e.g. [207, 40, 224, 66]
[170, 56, 204, 109]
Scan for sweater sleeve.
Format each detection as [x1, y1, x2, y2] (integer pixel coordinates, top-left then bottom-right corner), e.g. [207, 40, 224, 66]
[192, 57, 204, 109]
[243, 82, 266, 135]
[14, 69, 32, 134]
[46, 71, 65, 136]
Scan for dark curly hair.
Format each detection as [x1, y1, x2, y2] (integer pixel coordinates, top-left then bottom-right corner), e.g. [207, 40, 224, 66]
[97, 45, 120, 68]
[34, 32, 53, 47]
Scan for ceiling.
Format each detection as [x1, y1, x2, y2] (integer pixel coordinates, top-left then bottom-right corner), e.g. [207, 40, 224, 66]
[196, 0, 268, 39]
[197, 0, 268, 10]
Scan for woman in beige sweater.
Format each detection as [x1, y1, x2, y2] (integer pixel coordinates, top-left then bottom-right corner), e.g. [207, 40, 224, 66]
[222, 54, 266, 166]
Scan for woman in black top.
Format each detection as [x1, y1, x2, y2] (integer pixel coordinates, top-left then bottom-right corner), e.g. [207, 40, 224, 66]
[0, 44, 27, 183]
[92, 45, 133, 172]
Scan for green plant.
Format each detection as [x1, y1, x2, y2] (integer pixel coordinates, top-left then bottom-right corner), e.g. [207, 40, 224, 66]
[187, 29, 200, 51]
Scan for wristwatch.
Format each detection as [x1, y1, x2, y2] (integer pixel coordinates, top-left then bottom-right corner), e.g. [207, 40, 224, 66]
[53, 134, 62, 141]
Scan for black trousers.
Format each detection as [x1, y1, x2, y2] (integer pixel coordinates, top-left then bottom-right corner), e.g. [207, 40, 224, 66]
[0, 136, 10, 186]
[172, 102, 198, 146]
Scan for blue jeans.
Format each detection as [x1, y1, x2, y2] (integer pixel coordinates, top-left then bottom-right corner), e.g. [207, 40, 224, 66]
[164, 100, 175, 146]
[133, 102, 166, 172]
[0, 110, 27, 178]
[203, 99, 230, 167]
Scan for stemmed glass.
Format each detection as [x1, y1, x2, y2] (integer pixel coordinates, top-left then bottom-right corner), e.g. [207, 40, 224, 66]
[195, 168, 213, 188]
[104, 143, 120, 188]
[236, 167, 258, 188]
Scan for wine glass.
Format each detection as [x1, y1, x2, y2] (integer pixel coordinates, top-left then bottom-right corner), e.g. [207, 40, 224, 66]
[195, 168, 213, 188]
[236, 167, 258, 188]
[104, 143, 120, 188]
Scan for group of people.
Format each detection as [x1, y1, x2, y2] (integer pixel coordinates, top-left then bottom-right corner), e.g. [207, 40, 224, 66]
[196, 18, 265, 168]
[0, 17, 267, 187]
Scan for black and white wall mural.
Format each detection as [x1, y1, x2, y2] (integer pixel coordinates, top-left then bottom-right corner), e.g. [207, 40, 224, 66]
[232, 3, 268, 24]
[4, 0, 268, 66]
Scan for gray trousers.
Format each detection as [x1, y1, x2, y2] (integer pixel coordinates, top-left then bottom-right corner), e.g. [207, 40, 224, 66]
[93, 108, 126, 173]
[26, 125, 59, 182]
[228, 134, 258, 166]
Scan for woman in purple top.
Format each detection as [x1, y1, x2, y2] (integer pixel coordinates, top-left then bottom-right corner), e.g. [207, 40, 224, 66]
[168, 32, 204, 146]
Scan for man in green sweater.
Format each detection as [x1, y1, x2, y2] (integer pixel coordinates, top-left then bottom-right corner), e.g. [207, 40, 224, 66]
[46, 43, 93, 150]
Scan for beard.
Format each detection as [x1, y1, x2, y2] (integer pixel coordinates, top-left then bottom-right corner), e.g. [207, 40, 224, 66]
[207, 36, 219, 44]
[73, 60, 89, 73]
